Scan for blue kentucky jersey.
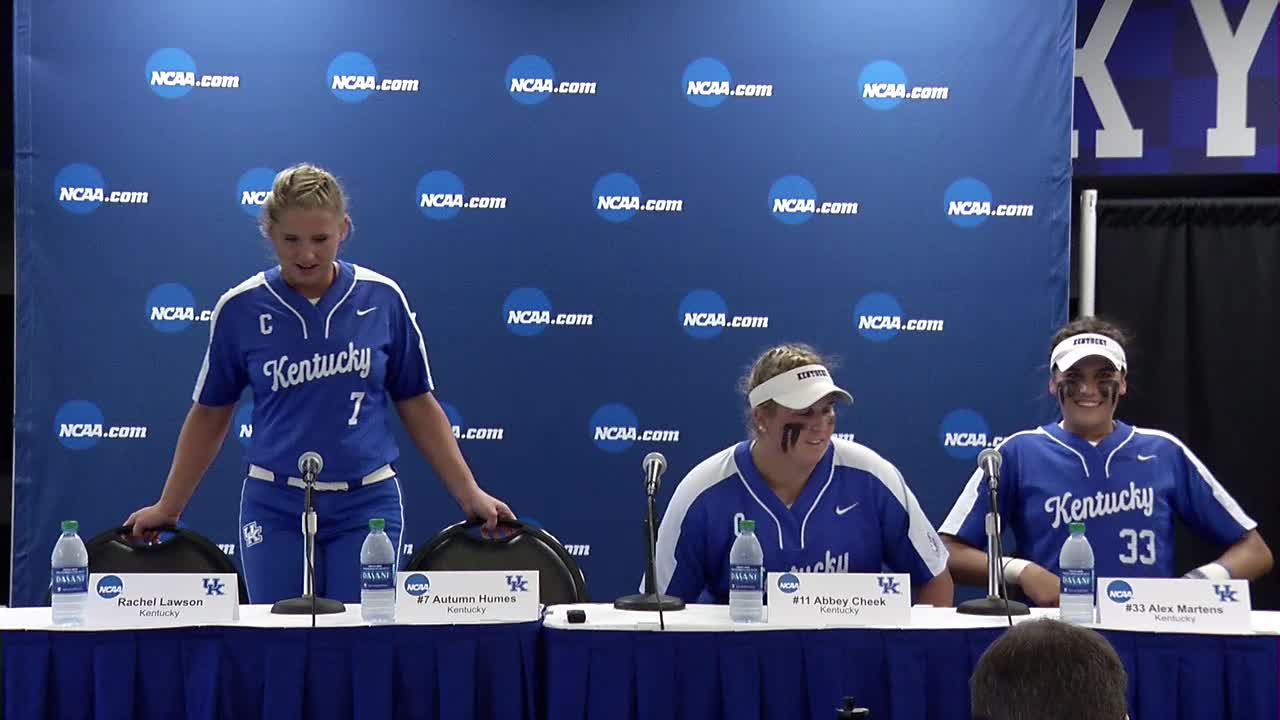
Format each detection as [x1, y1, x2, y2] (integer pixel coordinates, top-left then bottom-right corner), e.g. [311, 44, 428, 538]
[654, 438, 948, 603]
[940, 420, 1255, 579]
[193, 261, 433, 480]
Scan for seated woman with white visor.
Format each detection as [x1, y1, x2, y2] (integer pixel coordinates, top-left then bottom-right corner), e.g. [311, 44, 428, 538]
[652, 344, 954, 606]
[940, 318, 1272, 607]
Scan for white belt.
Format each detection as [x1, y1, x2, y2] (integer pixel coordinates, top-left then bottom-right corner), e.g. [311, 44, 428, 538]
[248, 463, 394, 491]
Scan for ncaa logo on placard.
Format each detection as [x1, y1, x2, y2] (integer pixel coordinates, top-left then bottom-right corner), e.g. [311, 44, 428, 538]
[939, 409, 992, 460]
[328, 51, 378, 103]
[944, 178, 994, 228]
[503, 288, 552, 337]
[145, 48, 197, 99]
[404, 573, 431, 597]
[54, 401, 105, 450]
[1106, 580, 1134, 603]
[593, 173, 642, 223]
[682, 57, 732, 108]
[235, 401, 254, 447]
[146, 283, 197, 333]
[679, 290, 728, 339]
[854, 292, 905, 342]
[237, 168, 276, 217]
[590, 403, 640, 453]
[777, 573, 801, 594]
[506, 55, 554, 105]
[416, 171, 466, 221]
[97, 575, 124, 599]
[55, 164, 106, 214]
[858, 60, 908, 110]
[768, 176, 818, 225]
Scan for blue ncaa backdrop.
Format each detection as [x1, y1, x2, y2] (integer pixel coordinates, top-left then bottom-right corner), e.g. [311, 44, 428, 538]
[12, 1, 1073, 606]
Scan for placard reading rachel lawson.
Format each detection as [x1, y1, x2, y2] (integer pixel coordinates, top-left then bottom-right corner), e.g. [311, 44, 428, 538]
[86, 573, 239, 627]
[766, 572, 911, 626]
[1096, 577, 1252, 634]
[395, 571, 539, 623]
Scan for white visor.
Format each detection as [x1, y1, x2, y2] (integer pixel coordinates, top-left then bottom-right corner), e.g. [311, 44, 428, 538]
[1051, 333, 1127, 372]
[748, 364, 853, 410]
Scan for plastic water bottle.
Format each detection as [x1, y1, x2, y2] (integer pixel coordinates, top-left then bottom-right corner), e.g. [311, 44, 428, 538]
[51, 520, 89, 626]
[729, 519, 765, 623]
[360, 518, 396, 624]
[1059, 521, 1096, 624]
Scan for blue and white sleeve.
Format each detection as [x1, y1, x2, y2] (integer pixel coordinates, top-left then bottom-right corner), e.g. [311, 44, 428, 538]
[384, 283, 434, 401]
[652, 477, 709, 603]
[1166, 434, 1255, 546]
[874, 464, 949, 585]
[191, 293, 247, 406]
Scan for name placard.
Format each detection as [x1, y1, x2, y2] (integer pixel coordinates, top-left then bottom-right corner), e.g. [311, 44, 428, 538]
[395, 571, 539, 623]
[766, 572, 911, 626]
[1096, 577, 1251, 634]
[86, 573, 238, 627]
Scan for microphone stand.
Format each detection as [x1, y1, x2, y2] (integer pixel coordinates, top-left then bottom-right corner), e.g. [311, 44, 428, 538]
[271, 464, 346, 623]
[957, 471, 1029, 618]
[614, 477, 685, 627]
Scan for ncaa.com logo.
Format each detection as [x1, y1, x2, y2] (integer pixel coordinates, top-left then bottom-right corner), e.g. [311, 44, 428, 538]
[1106, 580, 1134, 603]
[853, 292, 944, 343]
[237, 168, 276, 217]
[768, 176, 858, 225]
[97, 575, 125, 600]
[145, 48, 240, 99]
[235, 401, 254, 448]
[590, 404, 680, 453]
[939, 409, 1003, 461]
[146, 283, 212, 333]
[55, 164, 149, 215]
[594, 173, 684, 222]
[502, 288, 594, 337]
[679, 290, 769, 339]
[506, 55, 598, 105]
[328, 52, 421, 103]
[944, 178, 1035, 228]
[404, 573, 431, 597]
[54, 401, 148, 450]
[416, 171, 508, 220]
[857, 60, 949, 110]
[683, 58, 774, 107]
[439, 402, 505, 441]
[777, 573, 801, 594]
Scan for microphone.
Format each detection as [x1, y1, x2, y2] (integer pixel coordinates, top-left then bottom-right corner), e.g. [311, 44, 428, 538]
[643, 452, 667, 497]
[298, 451, 324, 481]
[977, 447, 1001, 489]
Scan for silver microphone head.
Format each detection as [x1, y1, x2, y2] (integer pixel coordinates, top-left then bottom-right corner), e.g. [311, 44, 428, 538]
[642, 452, 667, 476]
[643, 452, 667, 494]
[298, 451, 324, 476]
[977, 447, 1002, 476]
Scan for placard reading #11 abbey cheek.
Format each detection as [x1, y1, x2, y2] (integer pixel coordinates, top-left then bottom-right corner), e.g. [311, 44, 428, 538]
[395, 571, 540, 623]
[86, 573, 239, 627]
[766, 572, 911, 626]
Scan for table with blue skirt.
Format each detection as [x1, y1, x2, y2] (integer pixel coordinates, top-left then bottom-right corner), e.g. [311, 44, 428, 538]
[541, 605, 1280, 720]
[0, 605, 540, 720]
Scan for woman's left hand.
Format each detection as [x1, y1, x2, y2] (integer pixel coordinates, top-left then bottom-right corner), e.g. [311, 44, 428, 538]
[458, 487, 516, 531]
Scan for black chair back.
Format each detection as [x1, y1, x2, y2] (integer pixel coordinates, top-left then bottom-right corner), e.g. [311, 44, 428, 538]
[406, 519, 588, 605]
[84, 525, 248, 603]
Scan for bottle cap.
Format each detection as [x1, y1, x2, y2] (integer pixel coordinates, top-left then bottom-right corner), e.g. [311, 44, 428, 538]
[1069, 522, 1085, 534]
[738, 519, 755, 533]
[369, 518, 386, 530]
[61, 520, 78, 532]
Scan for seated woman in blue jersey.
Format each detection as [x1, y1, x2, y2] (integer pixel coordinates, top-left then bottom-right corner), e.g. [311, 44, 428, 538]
[125, 163, 514, 604]
[940, 317, 1273, 607]
[653, 344, 954, 606]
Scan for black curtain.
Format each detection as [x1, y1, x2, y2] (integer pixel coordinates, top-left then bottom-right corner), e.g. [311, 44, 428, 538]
[1096, 199, 1280, 610]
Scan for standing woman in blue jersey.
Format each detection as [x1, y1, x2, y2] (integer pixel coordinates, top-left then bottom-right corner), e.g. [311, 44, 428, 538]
[940, 317, 1272, 606]
[125, 163, 514, 604]
[653, 344, 954, 606]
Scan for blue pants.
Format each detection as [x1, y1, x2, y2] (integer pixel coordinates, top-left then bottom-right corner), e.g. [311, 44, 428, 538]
[238, 473, 405, 604]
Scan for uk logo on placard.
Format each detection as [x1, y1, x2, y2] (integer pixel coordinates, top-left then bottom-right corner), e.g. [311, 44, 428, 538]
[877, 576, 902, 595]
[203, 578, 226, 596]
[1215, 584, 1240, 603]
[145, 48, 240, 99]
[506, 575, 530, 592]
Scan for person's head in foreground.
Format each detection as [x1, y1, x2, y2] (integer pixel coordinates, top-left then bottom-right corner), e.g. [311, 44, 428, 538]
[971, 618, 1128, 720]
